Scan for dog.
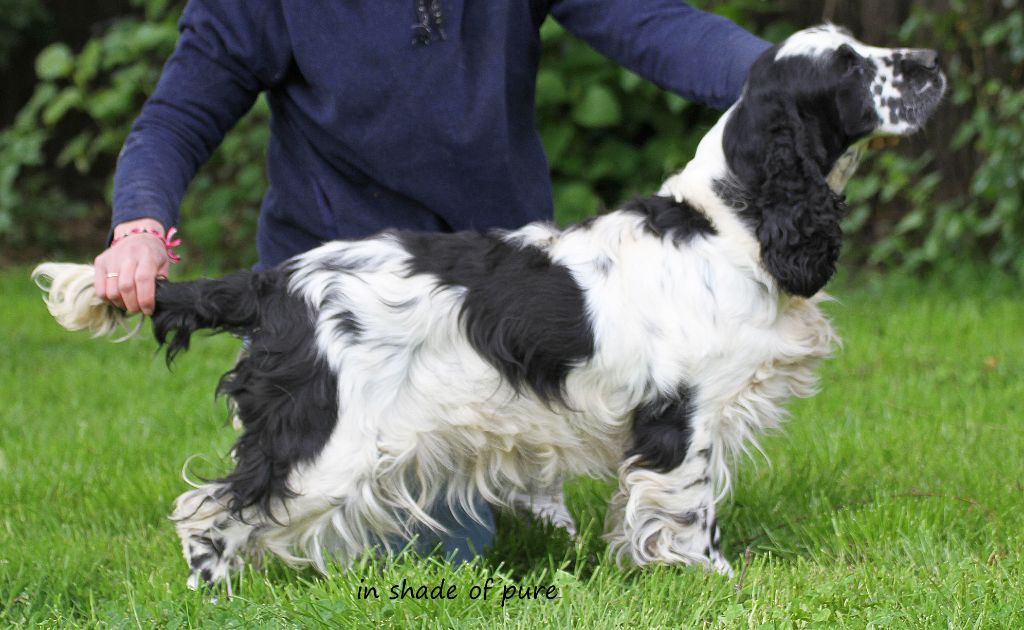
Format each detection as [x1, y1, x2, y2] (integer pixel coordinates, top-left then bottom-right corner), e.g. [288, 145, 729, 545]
[33, 25, 945, 588]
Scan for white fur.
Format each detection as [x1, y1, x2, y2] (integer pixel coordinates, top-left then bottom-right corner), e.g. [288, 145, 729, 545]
[32, 263, 140, 339]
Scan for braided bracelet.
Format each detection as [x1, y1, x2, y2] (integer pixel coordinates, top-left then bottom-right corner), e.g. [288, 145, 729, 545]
[111, 226, 183, 263]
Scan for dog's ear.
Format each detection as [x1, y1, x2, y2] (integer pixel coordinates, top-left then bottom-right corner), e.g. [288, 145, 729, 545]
[751, 99, 844, 298]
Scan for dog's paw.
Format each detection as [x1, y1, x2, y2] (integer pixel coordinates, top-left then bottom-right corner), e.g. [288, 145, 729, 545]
[509, 489, 578, 537]
[184, 533, 244, 590]
[709, 550, 733, 577]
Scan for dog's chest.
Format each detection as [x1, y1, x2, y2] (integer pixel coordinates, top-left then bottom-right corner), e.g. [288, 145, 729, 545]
[709, 296, 837, 453]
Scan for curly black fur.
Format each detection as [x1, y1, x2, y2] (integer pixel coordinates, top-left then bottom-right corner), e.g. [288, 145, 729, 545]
[152, 272, 266, 363]
[153, 271, 339, 518]
[747, 98, 845, 297]
[722, 45, 879, 297]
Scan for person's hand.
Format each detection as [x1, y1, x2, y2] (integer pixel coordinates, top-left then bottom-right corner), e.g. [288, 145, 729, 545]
[94, 218, 171, 316]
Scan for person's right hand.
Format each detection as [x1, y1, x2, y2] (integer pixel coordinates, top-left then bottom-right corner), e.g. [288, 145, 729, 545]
[93, 218, 172, 316]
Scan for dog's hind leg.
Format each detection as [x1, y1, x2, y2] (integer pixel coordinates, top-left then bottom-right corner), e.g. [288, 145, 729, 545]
[172, 484, 257, 590]
[605, 404, 731, 575]
[509, 484, 577, 536]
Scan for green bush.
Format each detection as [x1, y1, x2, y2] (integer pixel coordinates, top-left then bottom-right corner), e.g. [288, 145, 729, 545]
[1, 0, 1022, 278]
[539, 20, 713, 225]
[0, 0, 266, 269]
[843, 0, 1024, 276]
[0, 0, 47, 69]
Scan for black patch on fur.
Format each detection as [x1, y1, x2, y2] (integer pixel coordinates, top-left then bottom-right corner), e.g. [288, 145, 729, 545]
[189, 553, 212, 569]
[621, 194, 717, 244]
[332, 309, 363, 340]
[673, 511, 699, 527]
[152, 272, 266, 363]
[683, 475, 711, 490]
[711, 178, 750, 210]
[153, 270, 339, 517]
[195, 534, 226, 557]
[401, 230, 595, 405]
[628, 385, 698, 473]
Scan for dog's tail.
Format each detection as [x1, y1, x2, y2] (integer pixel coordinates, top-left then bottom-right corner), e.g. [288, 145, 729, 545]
[32, 262, 270, 362]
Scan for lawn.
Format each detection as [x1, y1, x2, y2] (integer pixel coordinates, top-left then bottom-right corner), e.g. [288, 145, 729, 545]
[1, 265, 1022, 628]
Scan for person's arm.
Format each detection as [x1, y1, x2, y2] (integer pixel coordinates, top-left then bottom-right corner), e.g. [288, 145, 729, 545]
[96, 0, 291, 314]
[548, 0, 772, 111]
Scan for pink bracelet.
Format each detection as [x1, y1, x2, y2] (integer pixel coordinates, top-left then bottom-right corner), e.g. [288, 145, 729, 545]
[111, 226, 183, 263]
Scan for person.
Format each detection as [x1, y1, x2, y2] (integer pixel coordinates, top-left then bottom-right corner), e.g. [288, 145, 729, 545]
[92, 1, 771, 562]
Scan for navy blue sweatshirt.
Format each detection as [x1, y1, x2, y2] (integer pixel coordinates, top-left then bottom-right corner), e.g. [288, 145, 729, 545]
[112, 1, 770, 269]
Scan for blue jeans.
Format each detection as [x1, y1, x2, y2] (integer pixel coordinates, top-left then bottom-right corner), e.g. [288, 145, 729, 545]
[408, 493, 495, 562]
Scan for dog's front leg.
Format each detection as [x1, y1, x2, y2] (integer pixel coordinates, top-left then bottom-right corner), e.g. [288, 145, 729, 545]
[605, 413, 730, 575]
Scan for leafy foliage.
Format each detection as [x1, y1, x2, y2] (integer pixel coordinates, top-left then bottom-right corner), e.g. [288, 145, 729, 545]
[0, 0, 47, 70]
[843, 0, 1024, 276]
[0, 0, 1022, 278]
[0, 0, 266, 268]
[538, 19, 709, 225]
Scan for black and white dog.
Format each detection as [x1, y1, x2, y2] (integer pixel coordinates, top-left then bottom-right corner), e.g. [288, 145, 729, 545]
[34, 25, 944, 587]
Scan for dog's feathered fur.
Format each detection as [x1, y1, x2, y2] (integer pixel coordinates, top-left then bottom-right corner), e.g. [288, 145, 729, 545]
[33, 25, 944, 587]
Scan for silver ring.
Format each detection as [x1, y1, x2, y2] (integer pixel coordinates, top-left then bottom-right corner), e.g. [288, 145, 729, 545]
[106, 272, 119, 278]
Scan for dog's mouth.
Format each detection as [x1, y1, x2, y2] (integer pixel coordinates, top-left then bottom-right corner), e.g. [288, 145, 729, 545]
[875, 58, 947, 136]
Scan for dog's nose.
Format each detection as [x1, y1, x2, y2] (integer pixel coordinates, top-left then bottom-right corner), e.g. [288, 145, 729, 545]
[899, 49, 941, 72]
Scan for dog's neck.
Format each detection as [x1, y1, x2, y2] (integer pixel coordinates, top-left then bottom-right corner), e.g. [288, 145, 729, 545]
[657, 109, 767, 280]
[658, 105, 859, 299]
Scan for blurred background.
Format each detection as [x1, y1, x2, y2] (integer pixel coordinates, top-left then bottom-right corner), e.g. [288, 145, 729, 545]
[0, 0, 1020, 276]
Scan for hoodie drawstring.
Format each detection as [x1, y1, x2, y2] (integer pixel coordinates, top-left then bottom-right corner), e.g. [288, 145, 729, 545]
[413, 0, 446, 45]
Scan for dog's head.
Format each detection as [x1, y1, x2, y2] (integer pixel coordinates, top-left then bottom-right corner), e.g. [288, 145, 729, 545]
[721, 25, 945, 297]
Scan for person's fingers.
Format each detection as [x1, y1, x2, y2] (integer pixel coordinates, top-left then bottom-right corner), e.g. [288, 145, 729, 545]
[135, 260, 159, 316]
[104, 263, 125, 310]
[94, 254, 110, 301]
[117, 259, 140, 313]
[94, 232, 170, 311]
[104, 274, 123, 309]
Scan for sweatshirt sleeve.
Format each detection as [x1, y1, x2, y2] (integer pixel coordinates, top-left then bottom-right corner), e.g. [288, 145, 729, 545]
[548, 0, 772, 111]
[110, 0, 291, 232]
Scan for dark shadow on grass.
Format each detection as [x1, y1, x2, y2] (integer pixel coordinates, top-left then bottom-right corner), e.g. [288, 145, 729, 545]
[482, 478, 612, 581]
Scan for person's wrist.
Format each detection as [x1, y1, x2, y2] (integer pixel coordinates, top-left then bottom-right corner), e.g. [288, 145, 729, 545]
[112, 217, 166, 243]
[110, 218, 182, 263]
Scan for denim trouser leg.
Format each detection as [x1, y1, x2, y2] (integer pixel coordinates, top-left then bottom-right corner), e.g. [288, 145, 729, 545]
[410, 492, 495, 562]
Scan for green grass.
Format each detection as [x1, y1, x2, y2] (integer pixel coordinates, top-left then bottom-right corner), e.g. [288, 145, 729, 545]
[1, 266, 1022, 628]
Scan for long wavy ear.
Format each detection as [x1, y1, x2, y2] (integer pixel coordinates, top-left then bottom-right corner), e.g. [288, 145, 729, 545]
[753, 99, 844, 297]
